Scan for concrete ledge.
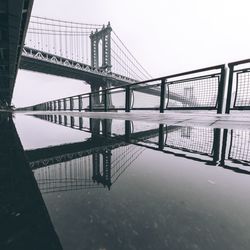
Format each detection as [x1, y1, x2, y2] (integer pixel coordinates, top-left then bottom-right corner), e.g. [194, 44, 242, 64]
[15, 111, 250, 130]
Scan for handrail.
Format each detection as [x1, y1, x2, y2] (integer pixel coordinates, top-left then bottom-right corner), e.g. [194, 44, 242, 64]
[24, 63, 224, 107]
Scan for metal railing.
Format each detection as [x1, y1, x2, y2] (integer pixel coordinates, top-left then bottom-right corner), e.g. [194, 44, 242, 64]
[228, 129, 250, 165]
[20, 64, 226, 113]
[225, 59, 250, 113]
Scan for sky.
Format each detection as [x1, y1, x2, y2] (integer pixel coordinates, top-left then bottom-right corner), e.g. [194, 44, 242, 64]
[13, 0, 250, 107]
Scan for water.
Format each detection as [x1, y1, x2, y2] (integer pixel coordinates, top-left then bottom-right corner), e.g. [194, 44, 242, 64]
[1, 112, 250, 250]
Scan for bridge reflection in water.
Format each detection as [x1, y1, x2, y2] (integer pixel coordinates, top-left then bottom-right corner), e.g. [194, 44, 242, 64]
[2, 113, 250, 249]
[27, 114, 250, 195]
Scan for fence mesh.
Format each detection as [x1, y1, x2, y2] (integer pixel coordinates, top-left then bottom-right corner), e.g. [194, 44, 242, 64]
[229, 130, 250, 164]
[165, 127, 214, 155]
[167, 76, 219, 108]
[234, 71, 250, 107]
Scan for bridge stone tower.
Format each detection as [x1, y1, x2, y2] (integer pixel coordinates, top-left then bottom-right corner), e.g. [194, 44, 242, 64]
[90, 22, 112, 71]
[89, 23, 114, 110]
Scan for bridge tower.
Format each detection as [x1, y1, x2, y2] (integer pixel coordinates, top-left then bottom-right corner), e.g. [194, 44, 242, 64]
[90, 22, 112, 71]
[89, 23, 114, 110]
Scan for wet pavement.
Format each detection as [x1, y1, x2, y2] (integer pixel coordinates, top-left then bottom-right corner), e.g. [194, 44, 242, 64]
[1, 112, 250, 250]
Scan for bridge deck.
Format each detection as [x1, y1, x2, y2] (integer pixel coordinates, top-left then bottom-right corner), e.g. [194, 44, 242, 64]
[17, 111, 250, 129]
[0, 0, 33, 105]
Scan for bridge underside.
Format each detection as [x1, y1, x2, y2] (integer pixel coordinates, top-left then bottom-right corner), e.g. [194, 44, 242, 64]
[20, 54, 133, 87]
[0, 0, 33, 106]
[20, 55, 105, 85]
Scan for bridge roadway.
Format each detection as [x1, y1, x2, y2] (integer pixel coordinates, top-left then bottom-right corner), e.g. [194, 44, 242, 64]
[0, 0, 33, 106]
[20, 47, 195, 106]
[25, 122, 179, 169]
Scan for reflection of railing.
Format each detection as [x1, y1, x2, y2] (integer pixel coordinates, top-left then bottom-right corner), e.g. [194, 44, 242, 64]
[32, 114, 91, 133]
[165, 127, 214, 156]
[226, 59, 250, 113]
[21, 64, 226, 113]
[228, 130, 250, 165]
[134, 125, 218, 164]
[30, 115, 250, 192]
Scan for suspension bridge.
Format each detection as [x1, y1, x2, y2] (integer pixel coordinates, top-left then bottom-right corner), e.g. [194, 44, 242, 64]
[19, 16, 198, 109]
[2, 3, 201, 110]
[2, 2, 250, 113]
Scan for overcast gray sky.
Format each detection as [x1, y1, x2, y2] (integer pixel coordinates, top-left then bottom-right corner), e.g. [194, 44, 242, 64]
[13, 0, 250, 107]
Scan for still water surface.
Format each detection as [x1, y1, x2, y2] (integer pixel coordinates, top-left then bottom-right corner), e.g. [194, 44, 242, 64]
[1, 112, 250, 250]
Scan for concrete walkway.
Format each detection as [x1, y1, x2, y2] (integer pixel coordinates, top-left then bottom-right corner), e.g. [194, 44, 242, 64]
[16, 110, 250, 129]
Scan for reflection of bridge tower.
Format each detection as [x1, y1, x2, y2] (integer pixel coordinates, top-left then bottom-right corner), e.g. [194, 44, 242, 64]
[90, 118, 112, 137]
[90, 118, 112, 188]
[92, 150, 112, 189]
[89, 23, 114, 110]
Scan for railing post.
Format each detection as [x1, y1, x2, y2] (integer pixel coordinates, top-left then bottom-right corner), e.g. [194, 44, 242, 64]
[89, 93, 92, 111]
[79, 117, 83, 129]
[217, 65, 226, 114]
[220, 129, 228, 166]
[64, 115, 67, 125]
[225, 64, 234, 114]
[63, 99, 66, 111]
[104, 90, 108, 112]
[160, 78, 166, 113]
[125, 120, 131, 142]
[158, 124, 165, 150]
[78, 95, 82, 111]
[70, 116, 74, 127]
[58, 100, 61, 111]
[59, 115, 62, 124]
[125, 86, 131, 112]
[212, 128, 221, 163]
[70, 97, 73, 111]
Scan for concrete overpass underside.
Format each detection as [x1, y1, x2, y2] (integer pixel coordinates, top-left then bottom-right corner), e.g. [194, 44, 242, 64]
[0, 0, 33, 107]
